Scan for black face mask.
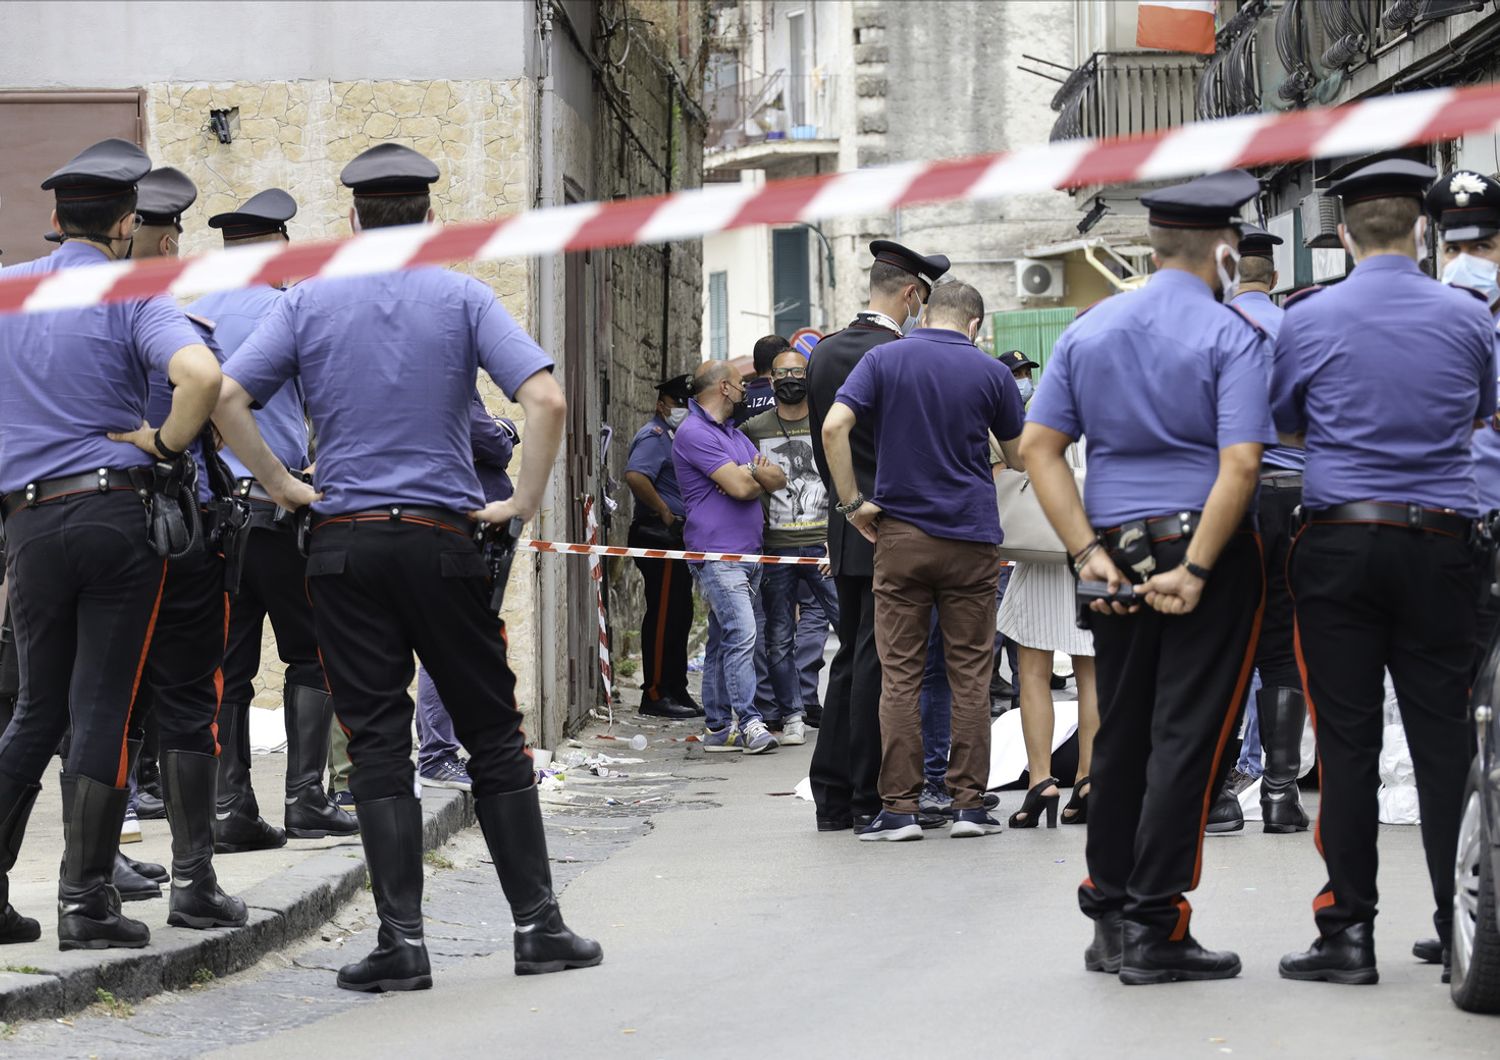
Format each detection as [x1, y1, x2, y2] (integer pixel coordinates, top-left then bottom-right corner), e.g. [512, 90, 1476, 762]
[774, 379, 807, 406]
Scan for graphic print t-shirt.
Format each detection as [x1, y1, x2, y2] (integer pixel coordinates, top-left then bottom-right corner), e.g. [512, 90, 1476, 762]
[740, 409, 828, 549]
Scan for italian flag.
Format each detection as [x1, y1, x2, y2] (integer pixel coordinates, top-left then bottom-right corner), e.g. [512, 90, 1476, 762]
[1136, 0, 1217, 55]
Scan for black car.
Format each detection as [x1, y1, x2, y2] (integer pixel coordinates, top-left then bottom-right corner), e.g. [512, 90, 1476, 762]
[1453, 626, 1500, 1012]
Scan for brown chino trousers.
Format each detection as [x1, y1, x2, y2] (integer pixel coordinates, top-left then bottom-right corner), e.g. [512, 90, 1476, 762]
[872, 518, 1001, 813]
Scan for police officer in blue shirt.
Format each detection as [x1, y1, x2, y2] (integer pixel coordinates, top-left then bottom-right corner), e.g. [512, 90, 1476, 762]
[105, 166, 247, 928]
[1024, 169, 1274, 984]
[189, 187, 358, 852]
[215, 142, 600, 992]
[0, 139, 223, 950]
[624, 374, 698, 720]
[1273, 160, 1497, 986]
[1206, 223, 1309, 837]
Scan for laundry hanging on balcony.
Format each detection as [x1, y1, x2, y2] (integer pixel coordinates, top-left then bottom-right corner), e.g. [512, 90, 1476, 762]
[1136, 0, 1217, 56]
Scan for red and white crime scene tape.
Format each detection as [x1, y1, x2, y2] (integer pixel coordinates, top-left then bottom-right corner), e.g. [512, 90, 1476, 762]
[3, 82, 1499, 316]
[524, 539, 825, 564]
[583, 496, 614, 706]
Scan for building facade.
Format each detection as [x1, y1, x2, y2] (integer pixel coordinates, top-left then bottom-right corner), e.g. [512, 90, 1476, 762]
[0, 0, 706, 746]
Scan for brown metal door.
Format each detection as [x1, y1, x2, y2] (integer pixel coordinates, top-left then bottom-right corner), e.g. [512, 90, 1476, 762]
[0, 91, 144, 265]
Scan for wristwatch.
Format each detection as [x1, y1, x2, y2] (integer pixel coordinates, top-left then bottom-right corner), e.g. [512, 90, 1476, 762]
[834, 493, 866, 516]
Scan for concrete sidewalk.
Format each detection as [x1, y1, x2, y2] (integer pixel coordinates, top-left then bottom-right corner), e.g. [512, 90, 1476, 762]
[0, 733, 474, 1022]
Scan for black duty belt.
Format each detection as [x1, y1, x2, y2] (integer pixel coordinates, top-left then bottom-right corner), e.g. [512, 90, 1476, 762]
[1098, 510, 1202, 550]
[1259, 472, 1303, 489]
[1303, 502, 1475, 540]
[312, 505, 475, 538]
[0, 468, 144, 520]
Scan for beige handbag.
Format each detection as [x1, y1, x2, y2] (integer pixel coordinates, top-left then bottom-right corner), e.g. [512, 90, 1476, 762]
[994, 444, 1085, 565]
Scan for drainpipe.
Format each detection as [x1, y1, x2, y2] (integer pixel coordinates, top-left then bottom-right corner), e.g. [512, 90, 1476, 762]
[537, 0, 562, 747]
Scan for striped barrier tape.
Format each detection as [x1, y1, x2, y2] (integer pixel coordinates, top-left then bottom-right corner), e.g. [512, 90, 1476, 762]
[582, 496, 614, 708]
[521, 539, 1015, 566]
[2, 82, 1498, 316]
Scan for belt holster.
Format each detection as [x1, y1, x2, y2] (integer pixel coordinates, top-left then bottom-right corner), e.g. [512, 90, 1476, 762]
[477, 516, 526, 614]
[130, 458, 202, 559]
[1109, 520, 1158, 583]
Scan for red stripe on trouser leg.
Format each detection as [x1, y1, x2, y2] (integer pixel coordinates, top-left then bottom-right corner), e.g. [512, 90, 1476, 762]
[117, 559, 169, 787]
[211, 590, 229, 756]
[1169, 897, 1193, 943]
[1312, 889, 1337, 914]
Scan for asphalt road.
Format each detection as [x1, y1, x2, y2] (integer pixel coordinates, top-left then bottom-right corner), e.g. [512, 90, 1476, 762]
[8, 715, 1490, 1059]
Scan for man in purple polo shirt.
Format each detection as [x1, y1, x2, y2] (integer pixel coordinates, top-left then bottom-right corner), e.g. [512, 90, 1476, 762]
[822, 281, 1025, 841]
[672, 361, 787, 754]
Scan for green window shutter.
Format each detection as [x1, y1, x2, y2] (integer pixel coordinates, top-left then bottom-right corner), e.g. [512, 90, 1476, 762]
[990, 307, 1079, 375]
[709, 271, 729, 359]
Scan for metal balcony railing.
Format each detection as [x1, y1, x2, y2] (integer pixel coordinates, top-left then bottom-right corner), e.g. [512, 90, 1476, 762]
[1049, 51, 1203, 144]
[706, 70, 839, 154]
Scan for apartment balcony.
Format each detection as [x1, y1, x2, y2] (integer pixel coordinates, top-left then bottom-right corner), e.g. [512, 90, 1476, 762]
[1049, 50, 1204, 208]
[705, 71, 840, 176]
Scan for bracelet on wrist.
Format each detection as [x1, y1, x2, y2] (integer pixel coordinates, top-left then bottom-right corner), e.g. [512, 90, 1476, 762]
[1183, 560, 1212, 581]
[153, 429, 185, 461]
[835, 493, 866, 516]
[1070, 538, 1101, 574]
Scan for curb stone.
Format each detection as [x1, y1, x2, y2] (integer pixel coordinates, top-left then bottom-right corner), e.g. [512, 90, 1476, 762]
[0, 787, 475, 1024]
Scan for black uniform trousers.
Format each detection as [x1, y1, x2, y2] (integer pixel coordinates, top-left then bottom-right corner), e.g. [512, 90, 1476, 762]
[1080, 531, 1263, 938]
[0, 491, 164, 787]
[130, 544, 226, 757]
[221, 520, 325, 770]
[305, 516, 533, 803]
[1474, 537, 1500, 679]
[809, 574, 883, 819]
[628, 524, 692, 703]
[1254, 479, 1301, 689]
[1290, 523, 1474, 940]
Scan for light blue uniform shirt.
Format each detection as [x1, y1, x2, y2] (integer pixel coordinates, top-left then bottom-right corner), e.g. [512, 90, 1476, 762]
[0, 242, 203, 493]
[1232, 289, 1303, 474]
[222, 268, 554, 516]
[187, 285, 308, 478]
[1028, 268, 1277, 527]
[1270, 255, 1496, 516]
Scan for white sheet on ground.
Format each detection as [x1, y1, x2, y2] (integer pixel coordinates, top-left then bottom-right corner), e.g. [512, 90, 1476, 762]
[988, 699, 1079, 790]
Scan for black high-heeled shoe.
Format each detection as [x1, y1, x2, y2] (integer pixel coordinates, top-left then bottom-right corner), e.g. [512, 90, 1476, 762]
[1062, 775, 1090, 825]
[1008, 777, 1060, 829]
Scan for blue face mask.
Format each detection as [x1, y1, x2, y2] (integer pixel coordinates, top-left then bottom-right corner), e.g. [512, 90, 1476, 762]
[1014, 376, 1035, 404]
[1442, 253, 1500, 309]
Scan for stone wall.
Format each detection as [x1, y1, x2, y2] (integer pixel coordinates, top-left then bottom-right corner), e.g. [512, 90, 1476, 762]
[142, 77, 543, 722]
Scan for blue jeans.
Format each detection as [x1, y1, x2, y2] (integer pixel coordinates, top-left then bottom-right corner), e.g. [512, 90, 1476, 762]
[919, 616, 952, 791]
[415, 666, 464, 772]
[796, 579, 835, 713]
[692, 561, 763, 733]
[1235, 670, 1264, 777]
[761, 546, 840, 722]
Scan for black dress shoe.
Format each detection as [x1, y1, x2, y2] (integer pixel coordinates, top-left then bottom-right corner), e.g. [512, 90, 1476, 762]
[816, 814, 852, 832]
[134, 790, 167, 821]
[1204, 788, 1244, 834]
[1412, 936, 1442, 964]
[852, 812, 877, 830]
[669, 689, 705, 717]
[803, 708, 822, 729]
[638, 696, 697, 720]
[1119, 920, 1241, 984]
[1085, 911, 1123, 973]
[1279, 923, 1378, 985]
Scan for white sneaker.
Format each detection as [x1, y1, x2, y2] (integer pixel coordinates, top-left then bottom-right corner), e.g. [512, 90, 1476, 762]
[780, 715, 807, 746]
[120, 803, 142, 845]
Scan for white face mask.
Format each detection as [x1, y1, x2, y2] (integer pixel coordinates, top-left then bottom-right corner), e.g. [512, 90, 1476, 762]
[666, 406, 689, 428]
[1442, 253, 1500, 309]
[900, 292, 923, 335]
[1014, 376, 1035, 404]
[1215, 242, 1241, 303]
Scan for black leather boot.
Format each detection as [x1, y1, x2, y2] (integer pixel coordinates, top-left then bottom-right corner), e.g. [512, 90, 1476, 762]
[57, 774, 150, 950]
[1084, 911, 1123, 973]
[0, 774, 41, 944]
[1205, 786, 1244, 833]
[474, 785, 602, 975]
[336, 795, 431, 993]
[160, 751, 248, 929]
[213, 700, 286, 854]
[1413, 936, 1442, 963]
[60, 764, 161, 901]
[1279, 922, 1378, 984]
[1259, 687, 1310, 833]
[1119, 919, 1241, 985]
[134, 737, 166, 820]
[283, 685, 359, 840]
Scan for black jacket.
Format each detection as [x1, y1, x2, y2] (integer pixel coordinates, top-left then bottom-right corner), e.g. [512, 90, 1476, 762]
[806, 318, 901, 577]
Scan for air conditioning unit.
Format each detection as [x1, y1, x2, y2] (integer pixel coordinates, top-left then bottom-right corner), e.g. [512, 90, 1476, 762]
[1299, 193, 1343, 249]
[1016, 258, 1065, 301]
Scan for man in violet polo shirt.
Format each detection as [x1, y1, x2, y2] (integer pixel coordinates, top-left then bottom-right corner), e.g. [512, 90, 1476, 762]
[672, 362, 788, 755]
[822, 281, 1025, 842]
